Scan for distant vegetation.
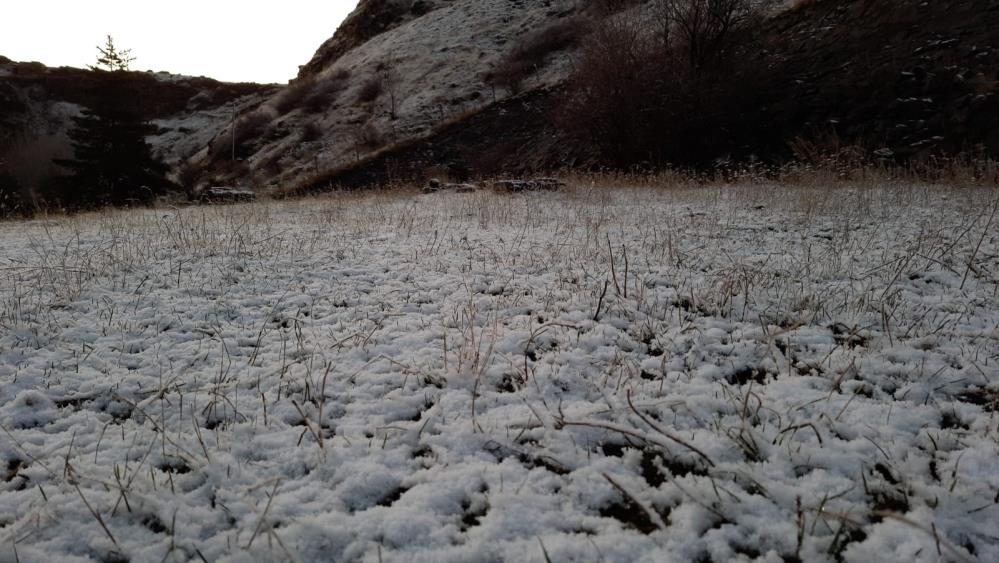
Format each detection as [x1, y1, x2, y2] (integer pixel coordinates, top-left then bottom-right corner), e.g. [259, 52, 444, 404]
[46, 73, 175, 210]
[0, 37, 177, 215]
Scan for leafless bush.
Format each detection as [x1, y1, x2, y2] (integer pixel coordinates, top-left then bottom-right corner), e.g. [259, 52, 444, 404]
[486, 16, 588, 95]
[228, 110, 275, 155]
[788, 128, 868, 173]
[485, 59, 531, 95]
[273, 77, 317, 115]
[511, 17, 587, 69]
[657, 0, 768, 76]
[557, 13, 662, 165]
[300, 121, 323, 142]
[210, 159, 251, 184]
[304, 69, 352, 114]
[357, 75, 384, 104]
[557, 0, 772, 166]
[258, 152, 284, 176]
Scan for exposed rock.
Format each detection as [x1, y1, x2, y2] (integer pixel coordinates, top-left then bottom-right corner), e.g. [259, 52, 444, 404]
[492, 178, 564, 193]
[422, 179, 477, 194]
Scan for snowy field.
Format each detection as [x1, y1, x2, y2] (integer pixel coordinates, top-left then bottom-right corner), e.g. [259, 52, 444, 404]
[1, 183, 997, 563]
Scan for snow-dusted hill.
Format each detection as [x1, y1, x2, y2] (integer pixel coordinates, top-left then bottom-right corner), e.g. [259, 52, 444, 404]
[191, 0, 579, 190]
[2, 181, 997, 561]
[181, 0, 999, 193]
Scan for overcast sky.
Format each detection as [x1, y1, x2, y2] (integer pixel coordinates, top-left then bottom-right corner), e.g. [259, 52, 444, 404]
[0, 1, 358, 84]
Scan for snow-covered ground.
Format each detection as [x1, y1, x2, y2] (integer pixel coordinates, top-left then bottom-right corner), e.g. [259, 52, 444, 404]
[1, 182, 997, 562]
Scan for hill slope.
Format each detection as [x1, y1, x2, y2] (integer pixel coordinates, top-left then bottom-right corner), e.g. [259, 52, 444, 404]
[189, 0, 578, 190]
[5, 0, 999, 201]
[186, 0, 999, 192]
[0, 57, 276, 201]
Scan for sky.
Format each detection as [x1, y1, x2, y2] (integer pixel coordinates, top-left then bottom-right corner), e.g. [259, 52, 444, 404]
[0, 1, 358, 84]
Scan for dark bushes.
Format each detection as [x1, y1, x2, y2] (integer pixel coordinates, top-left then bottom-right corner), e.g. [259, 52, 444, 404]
[508, 17, 586, 70]
[273, 77, 317, 115]
[557, 0, 773, 167]
[300, 122, 323, 142]
[557, 15, 659, 166]
[273, 68, 353, 116]
[0, 170, 26, 217]
[487, 16, 588, 94]
[357, 76, 384, 104]
[304, 69, 351, 113]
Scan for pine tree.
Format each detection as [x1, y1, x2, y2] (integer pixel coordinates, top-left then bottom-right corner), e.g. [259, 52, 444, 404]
[49, 76, 173, 209]
[89, 35, 135, 72]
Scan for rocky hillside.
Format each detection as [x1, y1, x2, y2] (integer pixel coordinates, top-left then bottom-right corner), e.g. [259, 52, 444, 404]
[755, 0, 999, 162]
[183, 0, 999, 193]
[5, 0, 998, 201]
[0, 57, 276, 199]
[188, 0, 579, 190]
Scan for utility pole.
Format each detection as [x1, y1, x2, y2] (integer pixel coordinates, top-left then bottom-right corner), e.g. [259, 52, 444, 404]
[231, 102, 237, 161]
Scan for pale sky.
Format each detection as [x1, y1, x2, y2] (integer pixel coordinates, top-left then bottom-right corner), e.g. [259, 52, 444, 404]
[0, 1, 358, 84]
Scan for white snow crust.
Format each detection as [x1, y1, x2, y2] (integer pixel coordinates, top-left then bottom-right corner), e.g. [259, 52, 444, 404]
[1, 183, 997, 562]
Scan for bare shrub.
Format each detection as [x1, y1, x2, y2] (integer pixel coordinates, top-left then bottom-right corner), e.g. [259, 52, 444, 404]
[356, 75, 384, 104]
[272, 76, 316, 115]
[786, 127, 889, 180]
[510, 17, 587, 69]
[304, 68, 352, 114]
[487, 16, 588, 95]
[484, 59, 532, 95]
[346, 122, 384, 162]
[557, 0, 773, 166]
[658, 0, 769, 76]
[557, 13, 661, 165]
[301, 121, 323, 142]
[258, 152, 284, 176]
[355, 122, 383, 150]
[210, 159, 251, 183]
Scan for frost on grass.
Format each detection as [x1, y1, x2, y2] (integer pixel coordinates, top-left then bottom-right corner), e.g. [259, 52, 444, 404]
[0, 184, 997, 562]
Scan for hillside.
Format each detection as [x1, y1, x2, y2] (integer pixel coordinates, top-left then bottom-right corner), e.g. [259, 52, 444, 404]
[188, 0, 578, 190]
[4, 0, 999, 201]
[0, 57, 276, 203]
[189, 0, 999, 192]
[756, 0, 999, 162]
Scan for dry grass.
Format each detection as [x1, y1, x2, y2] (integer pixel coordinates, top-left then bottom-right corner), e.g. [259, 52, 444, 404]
[1, 176, 996, 561]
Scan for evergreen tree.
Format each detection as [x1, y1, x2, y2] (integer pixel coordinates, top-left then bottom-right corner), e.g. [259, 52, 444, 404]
[49, 75, 173, 209]
[89, 35, 135, 72]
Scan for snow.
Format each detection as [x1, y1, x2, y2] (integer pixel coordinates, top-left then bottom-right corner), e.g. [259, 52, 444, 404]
[0, 182, 997, 562]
